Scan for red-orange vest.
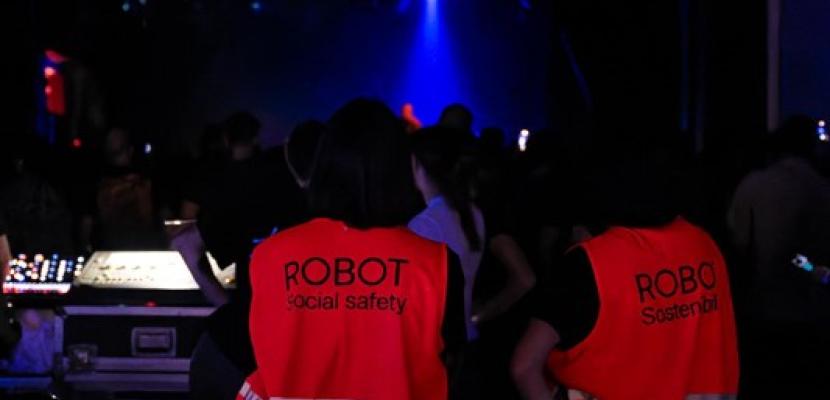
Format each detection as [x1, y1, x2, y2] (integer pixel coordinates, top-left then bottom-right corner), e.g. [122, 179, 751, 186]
[548, 218, 739, 399]
[242, 218, 450, 400]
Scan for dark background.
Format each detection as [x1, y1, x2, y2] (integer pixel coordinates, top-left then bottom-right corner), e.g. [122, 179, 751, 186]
[781, 0, 830, 121]
[1, 0, 826, 178]
[4, 0, 555, 151]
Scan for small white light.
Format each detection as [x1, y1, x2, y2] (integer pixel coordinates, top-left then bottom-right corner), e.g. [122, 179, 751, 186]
[122, 1, 131, 12]
[820, 133, 828, 142]
[518, 129, 530, 152]
[819, 120, 826, 128]
[144, 143, 152, 154]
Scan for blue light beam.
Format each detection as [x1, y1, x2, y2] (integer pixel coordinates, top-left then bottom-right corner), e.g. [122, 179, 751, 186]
[399, 0, 466, 126]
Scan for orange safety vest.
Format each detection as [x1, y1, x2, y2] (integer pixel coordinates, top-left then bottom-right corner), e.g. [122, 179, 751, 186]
[547, 218, 739, 400]
[239, 218, 450, 400]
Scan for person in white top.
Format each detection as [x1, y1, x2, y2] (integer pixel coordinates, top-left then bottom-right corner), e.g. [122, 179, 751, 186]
[408, 126, 485, 341]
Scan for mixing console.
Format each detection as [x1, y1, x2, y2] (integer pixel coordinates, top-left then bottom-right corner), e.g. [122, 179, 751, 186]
[3, 254, 85, 295]
[74, 251, 200, 290]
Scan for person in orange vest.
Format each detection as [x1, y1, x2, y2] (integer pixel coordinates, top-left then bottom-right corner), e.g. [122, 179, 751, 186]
[237, 99, 466, 400]
[511, 130, 739, 399]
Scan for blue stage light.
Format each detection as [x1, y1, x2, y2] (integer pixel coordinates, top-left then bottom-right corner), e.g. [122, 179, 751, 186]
[400, 0, 466, 126]
[397, 0, 412, 14]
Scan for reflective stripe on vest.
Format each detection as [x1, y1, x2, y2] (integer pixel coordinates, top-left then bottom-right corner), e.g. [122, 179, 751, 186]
[269, 398, 355, 400]
[239, 382, 263, 400]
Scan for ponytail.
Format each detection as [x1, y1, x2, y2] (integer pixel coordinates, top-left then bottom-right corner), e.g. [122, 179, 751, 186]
[411, 127, 481, 251]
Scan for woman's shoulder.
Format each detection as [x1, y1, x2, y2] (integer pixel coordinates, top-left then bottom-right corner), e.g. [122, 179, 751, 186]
[408, 211, 446, 245]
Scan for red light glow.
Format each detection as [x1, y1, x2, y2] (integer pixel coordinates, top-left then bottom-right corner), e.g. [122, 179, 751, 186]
[44, 49, 68, 64]
[402, 103, 422, 133]
[43, 65, 66, 115]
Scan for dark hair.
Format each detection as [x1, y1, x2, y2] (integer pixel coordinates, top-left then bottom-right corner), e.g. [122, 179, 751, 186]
[770, 115, 817, 159]
[223, 112, 261, 145]
[411, 126, 481, 250]
[200, 123, 226, 161]
[479, 127, 506, 153]
[580, 124, 686, 229]
[308, 99, 419, 228]
[286, 120, 325, 181]
[439, 104, 473, 133]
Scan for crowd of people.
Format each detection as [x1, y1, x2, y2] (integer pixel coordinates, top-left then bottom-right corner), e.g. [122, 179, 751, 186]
[0, 98, 829, 399]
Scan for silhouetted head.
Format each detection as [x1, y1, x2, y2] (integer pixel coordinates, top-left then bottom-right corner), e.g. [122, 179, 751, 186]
[1, 135, 50, 178]
[410, 126, 480, 250]
[479, 127, 505, 153]
[439, 104, 473, 133]
[104, 128, 134, 167]
[770, 115, 818, 160]
[199, 123, 225, 161]
[222, 112, 261, 160]
[581, 123, 688, 229]
[309, 99, 419, 228]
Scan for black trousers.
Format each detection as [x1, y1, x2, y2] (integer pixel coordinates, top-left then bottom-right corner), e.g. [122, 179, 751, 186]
[190, 333, 247, 400]
[738, 319, 830, 398]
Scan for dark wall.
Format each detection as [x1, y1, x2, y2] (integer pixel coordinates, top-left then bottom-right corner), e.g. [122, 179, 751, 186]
[552, 1, 683, 135]
[780, 0, 830, 121]
[1, 1, 38, 143]
[186, 0, 552, 147]
[24, 0, 554, 150]
[700, 0, 768, 147]
[691, 0, 769, 238]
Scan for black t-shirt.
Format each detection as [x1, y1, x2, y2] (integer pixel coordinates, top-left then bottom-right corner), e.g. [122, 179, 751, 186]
[198, 151, 309, 297]
[474, 203, 517, 308]
[87, 165, 166, 250]
[530, 247, 599, 350]
[531, 211, 680, 349]
[442, 250, 467, 365]
[181, 158, 225, 209]
[197, 151, 309, 372]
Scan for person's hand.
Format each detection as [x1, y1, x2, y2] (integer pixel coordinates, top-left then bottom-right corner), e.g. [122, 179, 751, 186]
[170, 224, 228, 306]
[170, 224, 205, 268]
